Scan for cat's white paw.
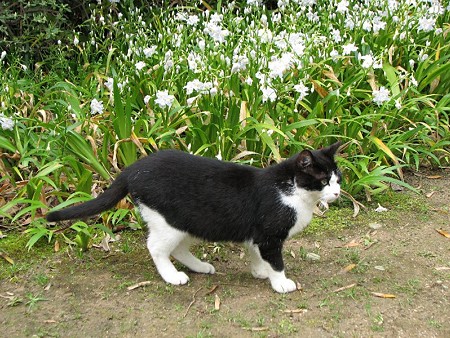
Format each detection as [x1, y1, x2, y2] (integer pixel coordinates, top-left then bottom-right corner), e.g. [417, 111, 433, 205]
[163, 271, 190, 285]
[270, 278, 297, 293]
[195, 262, 216, 274]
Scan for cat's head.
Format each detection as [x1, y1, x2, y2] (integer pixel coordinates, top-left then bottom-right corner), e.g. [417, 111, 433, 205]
[295, 142, 342, 203]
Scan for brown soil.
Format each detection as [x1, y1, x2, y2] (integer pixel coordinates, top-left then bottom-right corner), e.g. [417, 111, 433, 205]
[1, 170, 449, 337]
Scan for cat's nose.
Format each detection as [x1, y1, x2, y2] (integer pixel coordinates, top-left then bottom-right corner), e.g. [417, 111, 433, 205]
[334, 192, 340, 197]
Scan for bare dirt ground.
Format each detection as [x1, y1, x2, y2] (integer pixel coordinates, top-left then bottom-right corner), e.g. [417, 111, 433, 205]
[1, 170, 449, 337]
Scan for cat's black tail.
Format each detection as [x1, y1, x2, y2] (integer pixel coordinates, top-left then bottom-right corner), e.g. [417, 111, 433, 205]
[46, 172, 129, 222]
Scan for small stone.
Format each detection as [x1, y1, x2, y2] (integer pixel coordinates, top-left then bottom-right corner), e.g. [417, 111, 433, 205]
[374, 203, 388, 212]
[306, 253, 321, 261]
[369, 222, 383, 230]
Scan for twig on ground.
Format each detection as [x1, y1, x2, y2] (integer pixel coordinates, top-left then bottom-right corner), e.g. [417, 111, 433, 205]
[183, 287, 203, 318]
[127, 281, 152, 290]
[332, 283, 357, 293]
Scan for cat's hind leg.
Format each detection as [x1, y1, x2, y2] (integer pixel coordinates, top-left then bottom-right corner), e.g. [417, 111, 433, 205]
[171, 236, 215, 274]
[141, 206, 190, 285]
[247, 243, 269, 279]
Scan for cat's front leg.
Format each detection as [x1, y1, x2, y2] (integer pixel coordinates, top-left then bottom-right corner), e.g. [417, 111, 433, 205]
[258, 243, 297, 294]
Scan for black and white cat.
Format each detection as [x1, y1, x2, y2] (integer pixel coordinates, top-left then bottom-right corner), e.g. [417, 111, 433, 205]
[47, 142, 341, 293]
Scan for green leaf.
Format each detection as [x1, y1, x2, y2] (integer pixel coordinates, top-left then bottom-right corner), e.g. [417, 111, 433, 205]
[383, 63, 400, 98]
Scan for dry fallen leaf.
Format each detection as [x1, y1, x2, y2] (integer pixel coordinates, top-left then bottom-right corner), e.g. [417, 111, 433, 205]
[341, 263, 357, 273]
[214, 294, 221, 311]
[435, 266, 450, 271]
[54, 240, 60, 253]
[284, 309, 308, 315]
[371, 292, 396, 299]
[426, 191, 436, 198]
[206, 285, 219, 295]
[244, 327, 269, 332]
[436, 229, 450, 238]
[426, 175, 442, 179]
[336, 239, 360, 248]
[0, 252, 14, 265]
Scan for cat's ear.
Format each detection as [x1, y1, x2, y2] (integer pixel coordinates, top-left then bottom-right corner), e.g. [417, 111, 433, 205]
[323, 141, 342, 157]
[296, 150, 313, 169]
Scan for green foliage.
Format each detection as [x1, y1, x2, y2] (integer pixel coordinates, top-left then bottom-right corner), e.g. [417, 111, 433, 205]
[0, 0, 449, 249]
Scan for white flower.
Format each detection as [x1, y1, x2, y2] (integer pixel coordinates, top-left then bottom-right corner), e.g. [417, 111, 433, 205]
[210, 87, 218, 96]
[209, 13, 223, 24]
[105, 77, 114, 91]
[186, 15, 200, 26]
[344, 17, 356, 30]
[164, 50, 174, 72]
[144, 95, 151, 105]
[135, 61, 146, 71]
[184, 79, 213, 95]
[395, 99, 402, 109]
[186, 96, 197, 106]
[372, 87, 391, 106]
[360, 54, 374, 69]
[419, 52, 429, 62]
[204, 22, 229, 43]
[143, 46, 157, 57]
[187, 51, 203, 73]
[418, 17, 436, 32]
[73, 36, 79, 46]
[155, 90, 175, 109]
[198, 39, 206, 51]
[277, 0, 289, 10]
[261, 86, 277, 103]
[372, 16, 386, 34]
[336, 0, 349, 13]
[342, 43, 358, 55]
[330, 49, 339, 61]
[268, 53, 293, 79]
[0, 51, 6, 61]
[330, 28, 342, 43]
[231, 54, 249, 73]
[363, 20, 372, 32]
[257, 28, 273, 43]
[294, 82, 310, 101]
[410, 76, 418, 87]
[90, 99, 104, 115]
[0, 113, 14, 130]
[288, 33, 306, 56]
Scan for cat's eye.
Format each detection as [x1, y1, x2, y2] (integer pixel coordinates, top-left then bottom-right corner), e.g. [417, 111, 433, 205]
[321, 179, 329, 186]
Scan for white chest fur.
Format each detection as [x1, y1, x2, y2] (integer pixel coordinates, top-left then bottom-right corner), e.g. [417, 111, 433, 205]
[279, 187, 319, 238]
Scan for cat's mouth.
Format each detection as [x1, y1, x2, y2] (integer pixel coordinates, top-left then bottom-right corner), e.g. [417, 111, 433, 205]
[320, 191, 340, 203]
